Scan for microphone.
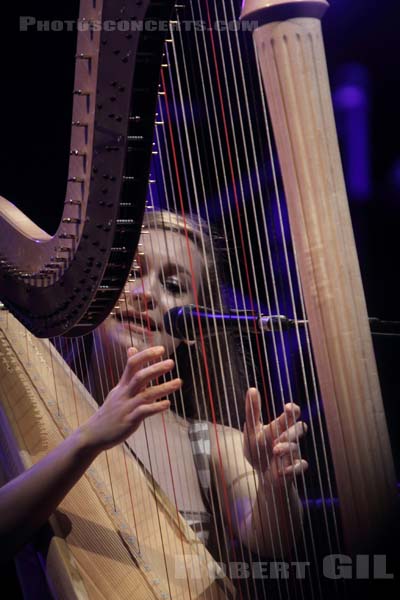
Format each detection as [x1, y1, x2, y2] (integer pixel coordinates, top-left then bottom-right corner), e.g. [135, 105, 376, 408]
[163, 305, 307, 340]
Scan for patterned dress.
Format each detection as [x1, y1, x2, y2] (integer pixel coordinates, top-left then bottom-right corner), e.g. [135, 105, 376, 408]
[179, 421, 213, 545]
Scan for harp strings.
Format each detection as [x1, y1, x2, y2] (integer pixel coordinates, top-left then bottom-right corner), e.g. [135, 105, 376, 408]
[155, 76, 245, 589]
[138, 230, 207, 586]
[212, 0, 308, 589]
[126, 212, 220, 594]
[164, 0, 342, 592]
[162, 0, 284, 592]
[195, 0, 302, 566]
[150, 11, 260, 598]
[164, 12, 267, 590]
[116, 278, 181, 577]
[249, 42, 324, 597]
[158, 0, 298, 596]
[141, 98, 219, 588]
[249, 8, 344, 575]
[242, 35, 319, 574]
[251, 23, 342, 557]
[164, 24, 272, 582]
[44, 0, 346, 595]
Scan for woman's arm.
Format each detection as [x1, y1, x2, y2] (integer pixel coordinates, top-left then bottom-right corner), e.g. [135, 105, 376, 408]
[210, 389, 308, 558]
[0, 346, 182, 560]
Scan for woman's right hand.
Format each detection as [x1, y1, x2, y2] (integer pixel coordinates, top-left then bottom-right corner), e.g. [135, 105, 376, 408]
[78, 346, 181, 454]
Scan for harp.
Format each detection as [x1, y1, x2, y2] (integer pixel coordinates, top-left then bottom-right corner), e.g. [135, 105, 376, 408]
[0, 0, 398, 598]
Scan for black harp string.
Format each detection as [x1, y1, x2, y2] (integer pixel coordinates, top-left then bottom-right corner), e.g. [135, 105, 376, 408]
[98, 313, 125, 513]
[106, 304, 137, 520]
[115, 288, 152, 558]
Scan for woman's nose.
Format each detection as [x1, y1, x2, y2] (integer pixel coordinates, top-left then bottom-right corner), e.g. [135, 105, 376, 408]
[130, 288, 157, 312]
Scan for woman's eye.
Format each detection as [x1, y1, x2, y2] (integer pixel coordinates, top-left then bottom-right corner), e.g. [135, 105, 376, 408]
[164, 277, 186, 295]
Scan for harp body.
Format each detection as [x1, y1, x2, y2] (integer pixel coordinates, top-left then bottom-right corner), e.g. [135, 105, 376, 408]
[0, 311, 233, 599]
[0, 0, 397, 598]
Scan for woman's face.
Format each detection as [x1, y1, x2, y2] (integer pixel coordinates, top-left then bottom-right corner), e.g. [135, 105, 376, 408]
[99, 227, 204, 358]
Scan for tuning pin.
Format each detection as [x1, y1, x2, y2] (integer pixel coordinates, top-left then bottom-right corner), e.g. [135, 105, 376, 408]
[73, 89, 91, 96]
[67, 176, 85, 183]
[62, 217, 81, 224]
[64, 199, 82, 206]
[70, 149, 87, 157]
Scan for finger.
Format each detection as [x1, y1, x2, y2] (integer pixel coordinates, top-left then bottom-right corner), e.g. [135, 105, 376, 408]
[245, 388, 261, 435]
[280, 459, 309, 477]
[272, 441, 299, 458]
[130, 378, 182, 407]
[127, 358, 175, 395]
[276, 421, 307, 444]
[120, 346, 165, 385]
[272, 403, 301, 438]
[134, 399, 171, 421]
[127, 347, 138, 359]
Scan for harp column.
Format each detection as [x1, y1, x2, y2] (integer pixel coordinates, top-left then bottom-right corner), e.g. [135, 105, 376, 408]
[241, 0, 397, 551]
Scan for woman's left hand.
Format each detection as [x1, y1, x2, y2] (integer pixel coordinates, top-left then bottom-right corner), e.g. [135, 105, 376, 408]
[243, 388, 308, 483]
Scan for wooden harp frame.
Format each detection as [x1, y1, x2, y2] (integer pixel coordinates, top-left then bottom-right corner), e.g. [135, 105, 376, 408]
[242, 0, 397, 552]
[0, 0, 176, 338]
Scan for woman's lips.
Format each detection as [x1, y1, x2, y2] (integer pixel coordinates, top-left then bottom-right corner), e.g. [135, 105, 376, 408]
[122, 321, 156, 336]
[115, 311, 161, 334]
